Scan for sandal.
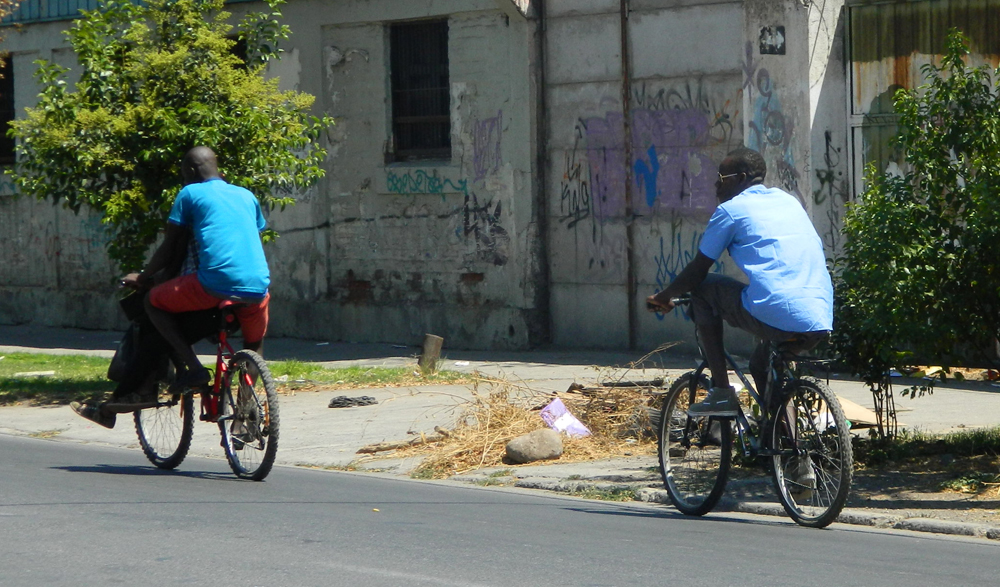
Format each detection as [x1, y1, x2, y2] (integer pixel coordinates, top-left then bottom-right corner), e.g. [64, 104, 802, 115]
[104, 392, 160, 413]
[70, 401, 117, 429]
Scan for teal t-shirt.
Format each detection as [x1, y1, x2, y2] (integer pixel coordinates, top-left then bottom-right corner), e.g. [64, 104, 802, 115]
[698, 185, 833, 333]
[168, 178, 270, 298]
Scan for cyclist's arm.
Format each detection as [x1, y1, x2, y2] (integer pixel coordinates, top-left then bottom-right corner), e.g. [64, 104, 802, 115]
[122, 223, 191, 288]
[646, 252, 715, 311]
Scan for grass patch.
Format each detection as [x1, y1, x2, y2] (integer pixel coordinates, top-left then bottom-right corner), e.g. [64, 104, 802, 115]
[940, 471, 1000, 494]
[267, 361, 472, 390]
[854, 426, 1000, 467]
[0, 353, 114, 405]
[0, 353, 472, 406]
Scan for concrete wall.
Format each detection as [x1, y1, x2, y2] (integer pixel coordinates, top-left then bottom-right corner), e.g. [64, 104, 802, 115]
[544, 0, 844, 355]
[0, 0, 848, 353]
[0, 0, 547, 349]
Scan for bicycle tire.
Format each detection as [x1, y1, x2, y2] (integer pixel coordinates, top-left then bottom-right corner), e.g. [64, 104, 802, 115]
[770, 377, 853, 528]
[134, 393, 195, 470]
[658, 371, 732, 516]
[219, 350, 279, 481]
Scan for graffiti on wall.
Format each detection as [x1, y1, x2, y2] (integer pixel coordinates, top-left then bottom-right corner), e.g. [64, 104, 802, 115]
[743, 41, 802, 201]
[583, 108, 720, 219]
[472, 110, 503, 183]
[387, 169, 470, 198]
[559, 121, 591, 229]
[814, 130, 849, 255]
[385, 167, 509, 266]
[464, 192, 509, 266]
[651, 220, 725, 321]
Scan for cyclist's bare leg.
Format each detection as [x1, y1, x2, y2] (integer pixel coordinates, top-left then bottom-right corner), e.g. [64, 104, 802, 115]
[144, 293, 203, 375]
[697, 319, 731, 389]
[243, 339, 262, 355]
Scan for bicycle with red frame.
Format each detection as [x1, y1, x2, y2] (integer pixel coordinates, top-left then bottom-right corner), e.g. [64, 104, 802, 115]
[134, 300, 280, 481]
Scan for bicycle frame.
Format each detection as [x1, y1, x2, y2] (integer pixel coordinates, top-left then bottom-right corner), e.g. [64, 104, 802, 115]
[687, 347, 800, 460]
[200, 309, 241, 423]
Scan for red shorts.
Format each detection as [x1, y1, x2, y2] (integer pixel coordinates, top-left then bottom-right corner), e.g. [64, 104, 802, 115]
[148, 274, 270, 343]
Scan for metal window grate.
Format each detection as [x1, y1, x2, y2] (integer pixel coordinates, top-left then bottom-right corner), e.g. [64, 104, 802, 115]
[390, 20, 450, 161]
[0, 57, 13, 166]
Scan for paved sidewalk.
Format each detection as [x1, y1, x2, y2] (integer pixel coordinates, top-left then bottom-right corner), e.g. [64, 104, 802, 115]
[3, 323, 1000, 539]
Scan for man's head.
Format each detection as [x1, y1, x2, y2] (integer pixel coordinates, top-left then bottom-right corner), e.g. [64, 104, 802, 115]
[181, 146, 221, 185]
[715, 147, 766, 202]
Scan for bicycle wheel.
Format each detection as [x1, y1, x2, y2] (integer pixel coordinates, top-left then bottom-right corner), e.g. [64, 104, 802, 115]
[219, 350, 279, 481]
[770, 377, 853, 528]
[658, 371, 732, 516]
[134, 392, 195, 470]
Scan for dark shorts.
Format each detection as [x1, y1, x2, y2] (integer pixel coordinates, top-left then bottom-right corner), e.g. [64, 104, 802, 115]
[690, 274, 828, 373]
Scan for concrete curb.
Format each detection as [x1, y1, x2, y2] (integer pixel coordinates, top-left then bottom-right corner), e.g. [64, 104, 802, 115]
[461, 475, 1000, 540]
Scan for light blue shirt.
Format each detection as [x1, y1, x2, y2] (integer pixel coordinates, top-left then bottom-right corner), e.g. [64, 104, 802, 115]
[168, 179, 270, 298]
[698, 185, 833, 333]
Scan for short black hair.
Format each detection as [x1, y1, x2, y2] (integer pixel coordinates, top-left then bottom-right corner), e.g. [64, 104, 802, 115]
[726, 147, 767, 182]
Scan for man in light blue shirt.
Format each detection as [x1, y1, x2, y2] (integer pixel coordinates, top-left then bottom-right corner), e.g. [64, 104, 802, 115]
[647, 147, 833, 417]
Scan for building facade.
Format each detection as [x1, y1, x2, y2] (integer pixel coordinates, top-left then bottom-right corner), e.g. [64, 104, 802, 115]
[1, 0, 989, 353]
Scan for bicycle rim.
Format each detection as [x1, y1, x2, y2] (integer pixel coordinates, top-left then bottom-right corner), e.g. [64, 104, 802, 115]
[658, 372, 732, 516]
[219, 350, 279, 481]
[134, 393, 194, 470]
[770, 377, 853, 528]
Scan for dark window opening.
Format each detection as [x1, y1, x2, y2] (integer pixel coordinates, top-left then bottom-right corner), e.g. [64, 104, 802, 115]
[228, 35, 249, 67]
[390, 20, 451, 161]
[0, 56, 14, 166]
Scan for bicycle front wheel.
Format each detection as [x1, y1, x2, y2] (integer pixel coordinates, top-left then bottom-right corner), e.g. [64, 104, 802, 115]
[219, 350, 279, 481]
[658, 372, 732, 516]
[134, 393, 195, 470]
[770, 377, 853, 528]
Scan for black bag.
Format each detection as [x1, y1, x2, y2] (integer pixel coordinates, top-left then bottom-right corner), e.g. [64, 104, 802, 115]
[107, 320, 140, 382]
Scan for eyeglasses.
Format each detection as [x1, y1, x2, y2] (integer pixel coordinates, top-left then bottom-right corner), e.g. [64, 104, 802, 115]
[717, 172, 741, 182]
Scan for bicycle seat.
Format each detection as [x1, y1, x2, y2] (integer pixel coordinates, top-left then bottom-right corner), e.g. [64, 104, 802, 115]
[775, 337, 831, 364]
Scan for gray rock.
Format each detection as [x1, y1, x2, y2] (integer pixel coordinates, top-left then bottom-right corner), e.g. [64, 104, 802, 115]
[505, 429, 563, 464]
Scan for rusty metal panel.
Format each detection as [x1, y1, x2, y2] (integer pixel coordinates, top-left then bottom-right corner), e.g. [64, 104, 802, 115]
[851, 0, 1000, 114]
[849, 0, 1000, 183]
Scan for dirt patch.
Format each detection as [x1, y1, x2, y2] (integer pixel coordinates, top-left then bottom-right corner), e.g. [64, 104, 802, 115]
[848, 455, 1000, 526]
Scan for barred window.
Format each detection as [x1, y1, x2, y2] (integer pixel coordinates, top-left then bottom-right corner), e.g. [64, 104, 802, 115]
[389, 20, 451, 161]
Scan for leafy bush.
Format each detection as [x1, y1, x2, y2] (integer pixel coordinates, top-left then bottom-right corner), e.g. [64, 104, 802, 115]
[8, 0, 332, 271]
[834, 29, 1000, 387]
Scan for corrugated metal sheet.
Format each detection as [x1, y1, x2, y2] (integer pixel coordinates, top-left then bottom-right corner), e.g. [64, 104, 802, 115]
[851, 0, 1000, 115]
[849, 0, 1000, 183]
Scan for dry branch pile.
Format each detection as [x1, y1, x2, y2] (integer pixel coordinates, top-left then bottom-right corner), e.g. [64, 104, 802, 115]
[371, 377, 665, 479]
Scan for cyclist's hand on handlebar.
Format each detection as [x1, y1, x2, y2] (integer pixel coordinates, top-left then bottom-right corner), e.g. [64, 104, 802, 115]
[645, 294, 675, 313]
[120, 272, 149, 290]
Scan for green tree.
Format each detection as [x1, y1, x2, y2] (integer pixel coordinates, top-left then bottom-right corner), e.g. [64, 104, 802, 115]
[8, 0, 331, 271]
[833, 30, 1000, 434]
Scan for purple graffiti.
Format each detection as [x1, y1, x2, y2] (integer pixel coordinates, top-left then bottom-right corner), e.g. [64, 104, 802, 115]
[583, 109, 718, 220]
[472, 110, 503, 183]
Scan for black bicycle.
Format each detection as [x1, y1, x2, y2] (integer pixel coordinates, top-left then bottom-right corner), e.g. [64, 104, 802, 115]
[657, 299, 853, 528]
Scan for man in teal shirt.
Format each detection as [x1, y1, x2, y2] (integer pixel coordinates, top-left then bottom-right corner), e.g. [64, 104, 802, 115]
[647, 147, 833, 416]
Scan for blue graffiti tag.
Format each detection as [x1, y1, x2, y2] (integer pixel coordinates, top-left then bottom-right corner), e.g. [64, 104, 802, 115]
[652, 232, 724, 321]
[633, 145, 660, 207]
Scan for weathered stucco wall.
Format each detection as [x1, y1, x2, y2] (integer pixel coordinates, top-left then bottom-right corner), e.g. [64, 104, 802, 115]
[0, 0, 547, 349]
[268, 2, 543, 349]
[546, 0, 844, 354]
[0, 0, 849, 353]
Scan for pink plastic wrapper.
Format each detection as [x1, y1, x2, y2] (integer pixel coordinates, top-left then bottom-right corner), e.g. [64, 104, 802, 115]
[540, 398, 591, 438]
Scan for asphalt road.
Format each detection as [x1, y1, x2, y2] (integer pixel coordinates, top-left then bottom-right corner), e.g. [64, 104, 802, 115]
[1, 435, 997, 587]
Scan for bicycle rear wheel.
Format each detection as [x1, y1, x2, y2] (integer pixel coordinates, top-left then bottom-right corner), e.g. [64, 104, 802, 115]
[658, 372, 732, 516]
[219, 350, 279, 481]
[770, 377, 853, 528]
[134, 393, 195, 470]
